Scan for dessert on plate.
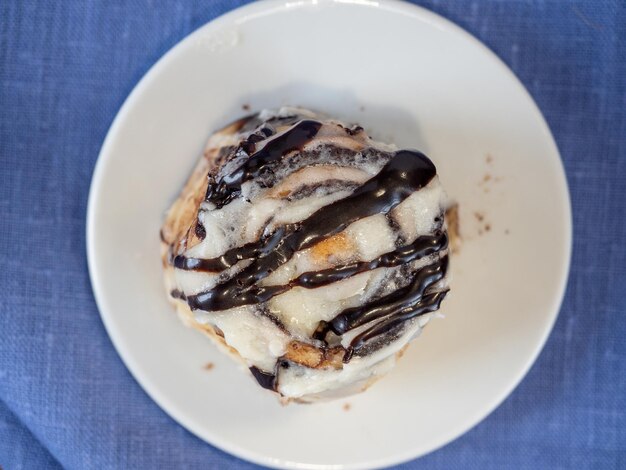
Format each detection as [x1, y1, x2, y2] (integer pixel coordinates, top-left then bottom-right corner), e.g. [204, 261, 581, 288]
[161, 107, 450, 402]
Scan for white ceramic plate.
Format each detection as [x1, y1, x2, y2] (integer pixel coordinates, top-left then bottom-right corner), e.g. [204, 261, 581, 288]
[87, 1, 571, 468]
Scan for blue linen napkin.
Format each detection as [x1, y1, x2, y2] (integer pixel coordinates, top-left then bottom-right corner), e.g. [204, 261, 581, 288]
[1, 1, 625, 468]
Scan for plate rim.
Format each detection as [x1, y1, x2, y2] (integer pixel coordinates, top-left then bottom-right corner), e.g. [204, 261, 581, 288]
[86, 1, 573, 468]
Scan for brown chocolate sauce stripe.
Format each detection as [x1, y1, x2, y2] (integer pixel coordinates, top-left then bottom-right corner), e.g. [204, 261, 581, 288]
[344, 289, 448, 363]
[206, 120, 323, 208]
[186, 150, 437, 312]
[315, 255, 448, 341]
[177, 178, 363, 271]
[249, 366, 277, 391]
[250, 258, 447, 379]
[174, 226, 289, 272]
[292, 230, 447, 289]
[186, 230, 447, 312]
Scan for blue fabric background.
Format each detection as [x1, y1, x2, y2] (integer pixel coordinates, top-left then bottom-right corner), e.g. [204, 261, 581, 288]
[1, 1, 625, 468]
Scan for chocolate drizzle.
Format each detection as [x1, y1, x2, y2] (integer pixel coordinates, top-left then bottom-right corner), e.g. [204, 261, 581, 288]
[186, 150, 437, 312]
[172, 117, 449, 363]
[294, 231, 446, 290]
[347, 290, 447, 359]
[185, 230, 447, 310]
[314, 255, 449, 361]
[206, 120, 323, 208]
[249, 366, 277, 391]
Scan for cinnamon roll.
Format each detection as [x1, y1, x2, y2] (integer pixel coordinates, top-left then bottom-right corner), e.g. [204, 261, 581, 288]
[161, 107, 450, 402]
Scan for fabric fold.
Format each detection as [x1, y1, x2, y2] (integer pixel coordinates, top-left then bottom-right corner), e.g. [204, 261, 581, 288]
[0, 397, 62, 470]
